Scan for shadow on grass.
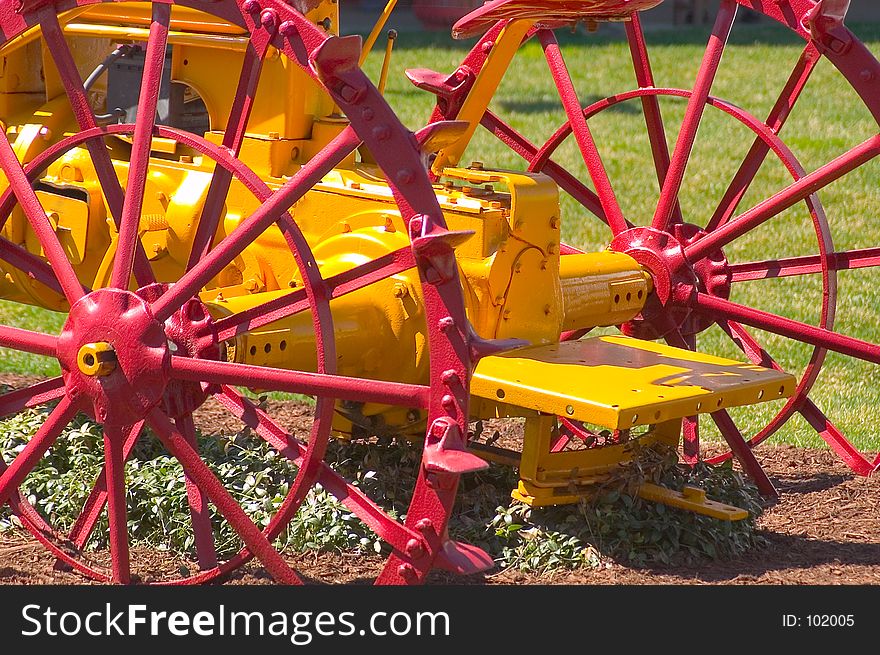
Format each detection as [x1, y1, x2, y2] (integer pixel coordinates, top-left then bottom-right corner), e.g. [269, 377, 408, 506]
[496, 94, 641, 115]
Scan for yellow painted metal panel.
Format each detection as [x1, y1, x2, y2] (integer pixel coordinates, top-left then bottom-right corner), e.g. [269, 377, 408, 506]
[472, 335, 796, 429]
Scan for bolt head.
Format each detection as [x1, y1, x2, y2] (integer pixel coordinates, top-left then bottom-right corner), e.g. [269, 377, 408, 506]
[260, 8, 278, 30]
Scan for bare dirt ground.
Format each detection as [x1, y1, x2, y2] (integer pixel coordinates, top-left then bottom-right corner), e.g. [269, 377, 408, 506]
[0, 388, 878, 585]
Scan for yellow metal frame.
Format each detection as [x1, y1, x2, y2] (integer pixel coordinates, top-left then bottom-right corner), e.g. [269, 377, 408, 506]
[431, 19, 534, 174]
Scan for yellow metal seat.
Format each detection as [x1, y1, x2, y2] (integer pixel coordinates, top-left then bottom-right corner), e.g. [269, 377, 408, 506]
[469, 335, 795, 512]
[471, 335, 796, 430]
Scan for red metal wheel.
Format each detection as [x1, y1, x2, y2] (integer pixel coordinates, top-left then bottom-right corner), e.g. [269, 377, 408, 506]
[428, 0, 880, 483]
[0, 0, 476, 584]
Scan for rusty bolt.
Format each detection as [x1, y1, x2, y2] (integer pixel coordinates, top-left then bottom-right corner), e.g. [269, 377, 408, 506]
[373, 124, 392, 142]
[438, 316, 455, 332]
[397, 563, 417, 582]
[260, 9, 278, 31]
[339, 85, 357, 103]
[405, 539, 424, 558]
[409, 215, 424, 237]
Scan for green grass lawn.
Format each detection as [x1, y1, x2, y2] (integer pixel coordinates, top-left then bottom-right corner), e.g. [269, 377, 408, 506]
[3, 20, 880, 452]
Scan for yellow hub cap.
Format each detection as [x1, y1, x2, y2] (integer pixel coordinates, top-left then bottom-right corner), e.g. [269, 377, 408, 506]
[77, 342, 117, 377]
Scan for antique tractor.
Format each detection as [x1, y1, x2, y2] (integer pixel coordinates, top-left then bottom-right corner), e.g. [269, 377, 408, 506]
[0, 0, 876, 584]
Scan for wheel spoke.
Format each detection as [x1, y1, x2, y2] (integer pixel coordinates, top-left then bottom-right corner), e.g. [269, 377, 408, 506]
[110, 2, 171, 290]
[0, 396, 77, 507]
[186, 37, 272, 271]
[102, 426, 130, 583]
[0, 135, 84, 305]
[652, 0, 737, 231]
[175, 414, 218, 570]
[707, 43, 822, 231]
[666, 330, 701, 464]
[797, 398, 878, 476]
[715, 313, 878, 477]
[146, 408, 301, 584]
[170, 356, 431, 408]
[66, 421, 143, 551]
[0, 324, 58, 358]
[38, 9, 156, 288]
[480, 110, 606, 221]
[689, 292, 880, 364]
[0, 377, 64, 418]
[151, 126, 360, 324]
[710, 409, 778, 498]
[0, 237, 65, 296]
[625, 15, 684, 226]
[538, 30, 627, 235]
[212, 245, 416, 341]
[214, 386, 419, 553]
[684, 133, 880, 263]
[730, 247, 880, 282]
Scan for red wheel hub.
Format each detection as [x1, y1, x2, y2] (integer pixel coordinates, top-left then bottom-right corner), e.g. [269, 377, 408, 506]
[57, 288, 169, 426]
[139, 284, 221, 419]
[611, 224, 731, 340]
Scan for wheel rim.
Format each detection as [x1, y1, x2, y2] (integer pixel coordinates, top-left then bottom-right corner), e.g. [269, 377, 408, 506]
[0, 0, 473, 584]
[429, 0, 880, 479]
